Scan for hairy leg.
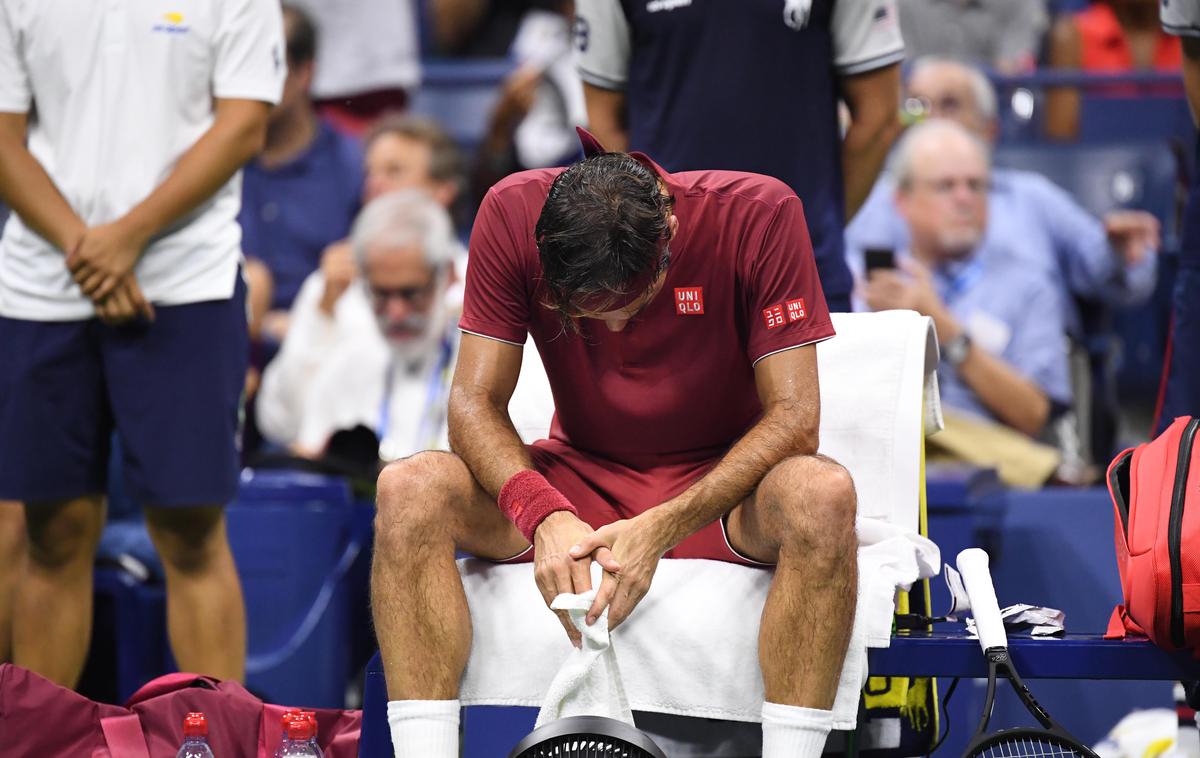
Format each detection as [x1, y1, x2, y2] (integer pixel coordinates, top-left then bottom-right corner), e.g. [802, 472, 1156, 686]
[0, 502, 24, 662]
[144, 505, 245, 681]
[371, 451, 527, 700]
[727, 453, 858, 707]
[14, 496, 106, 687]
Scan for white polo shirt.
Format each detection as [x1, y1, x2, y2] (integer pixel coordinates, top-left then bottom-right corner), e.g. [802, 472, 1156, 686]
[0, 0, 285, 321]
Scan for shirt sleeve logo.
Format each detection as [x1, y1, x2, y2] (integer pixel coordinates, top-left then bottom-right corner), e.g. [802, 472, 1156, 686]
[786, 298, 807, 322]
[763, 304, 786, 330]
[675, 287, 704, 315]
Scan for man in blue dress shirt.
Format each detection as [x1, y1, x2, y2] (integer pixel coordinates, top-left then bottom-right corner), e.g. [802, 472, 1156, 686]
[862, 119, 1071, 439]
[847, 57, 1160, 338]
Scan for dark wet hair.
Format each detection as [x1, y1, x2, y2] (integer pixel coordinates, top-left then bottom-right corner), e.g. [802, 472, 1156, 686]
[535, 153, 673, 330]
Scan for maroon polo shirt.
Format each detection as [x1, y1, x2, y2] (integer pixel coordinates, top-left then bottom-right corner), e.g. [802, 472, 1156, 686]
[460, 155, 835, 469]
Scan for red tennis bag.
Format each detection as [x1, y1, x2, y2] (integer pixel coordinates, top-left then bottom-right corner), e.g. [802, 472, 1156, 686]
[1105, 416, 1200, 654]
[0, 664, 360, 757]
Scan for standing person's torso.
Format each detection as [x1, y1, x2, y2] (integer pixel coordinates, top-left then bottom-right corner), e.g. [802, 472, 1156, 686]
[0, 0, 285, 320]
[596, 0, 896, 304]
[239, 122, 363, 309]
[460, 162, 835, 469]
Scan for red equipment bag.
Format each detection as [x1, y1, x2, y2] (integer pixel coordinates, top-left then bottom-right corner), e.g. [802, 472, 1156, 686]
[0, 664, 361, 757]
[1105, 416, 1200, 654]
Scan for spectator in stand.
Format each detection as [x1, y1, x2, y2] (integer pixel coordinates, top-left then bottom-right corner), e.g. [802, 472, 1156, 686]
[0, 0, 283, 688]
[256, 190, 548, 464]
[1046, 0, 1182, 140]
[575, 0, 905, 313]
[240, 5, 362, 340]
[363, 115, 466, 210]
[1155, 0, 1200, 431]
[897, 0, 1048, 73]
[257, 191, 459, 462]
[430, 0, 549, 58]
[847, 57, 1160, 338]
[286, 0, 420, 135]
[472, 1, 586, 209]
[862, 120, 1071, 444]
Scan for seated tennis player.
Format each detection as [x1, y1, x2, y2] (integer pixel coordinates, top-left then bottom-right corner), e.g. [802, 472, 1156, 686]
[372, 130, 857, 758]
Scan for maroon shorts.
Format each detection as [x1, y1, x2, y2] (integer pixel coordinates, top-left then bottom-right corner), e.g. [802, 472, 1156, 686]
[497, 439, 772, 567]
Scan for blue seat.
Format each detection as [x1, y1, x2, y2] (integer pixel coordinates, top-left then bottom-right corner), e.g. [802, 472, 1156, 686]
[409, 58, 516, 155]
[229, 470, 374, 708]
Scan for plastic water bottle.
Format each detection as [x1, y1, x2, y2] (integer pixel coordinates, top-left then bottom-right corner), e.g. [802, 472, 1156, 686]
[300, 711, 325, 758]
[272, 711, 302, 758]
[277, 715, 321, 757]
[176, 712, 216, 758]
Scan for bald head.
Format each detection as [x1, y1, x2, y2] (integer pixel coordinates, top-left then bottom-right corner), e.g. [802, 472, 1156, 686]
[893, 119, 990, 262]
[907, 57, 997, 141]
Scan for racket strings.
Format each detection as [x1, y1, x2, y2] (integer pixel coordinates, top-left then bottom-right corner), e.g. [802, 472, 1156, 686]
[519, 737, 653, 757]
[975, 736, 1087, 758]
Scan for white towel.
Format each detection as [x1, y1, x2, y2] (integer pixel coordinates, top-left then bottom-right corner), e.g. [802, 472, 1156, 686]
[458, 519, 940, 732]
[535, 582, 635, 728]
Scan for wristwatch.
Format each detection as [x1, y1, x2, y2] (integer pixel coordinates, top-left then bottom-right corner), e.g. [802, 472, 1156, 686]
[942, 332, 973, 367]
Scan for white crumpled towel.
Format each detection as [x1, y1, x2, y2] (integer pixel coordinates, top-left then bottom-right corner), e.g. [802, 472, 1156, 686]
[534, 584, 635, 728]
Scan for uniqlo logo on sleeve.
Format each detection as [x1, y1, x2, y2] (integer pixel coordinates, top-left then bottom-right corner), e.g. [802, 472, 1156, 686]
[675, 287, 704, 315]
[762, 304, 786, 330]
[786, 298, 807, 322]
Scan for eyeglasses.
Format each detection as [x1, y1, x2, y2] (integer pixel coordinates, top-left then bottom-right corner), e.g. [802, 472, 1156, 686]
[364, 272, 441, 308]
[912, 176, 990, 196]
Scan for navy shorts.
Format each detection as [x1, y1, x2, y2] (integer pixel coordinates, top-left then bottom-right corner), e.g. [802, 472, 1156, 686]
[0, 275, 248, 507]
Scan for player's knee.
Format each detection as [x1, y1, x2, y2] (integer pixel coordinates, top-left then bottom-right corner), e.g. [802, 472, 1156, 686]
[762, 455, 856, 550]
[24, 500, 103, 570]
[375, 452, 459, 550]
[144, 506, 227, 575]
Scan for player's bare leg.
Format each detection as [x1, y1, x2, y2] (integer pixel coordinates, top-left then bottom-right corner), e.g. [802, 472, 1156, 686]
[144, 505, 246, 681]
[729, 453, 857, 703]
[727, 453, 857, 758]
[0, 501, 24, 662]
[371, 451, 528, 699]
[13, 495, 106, 687]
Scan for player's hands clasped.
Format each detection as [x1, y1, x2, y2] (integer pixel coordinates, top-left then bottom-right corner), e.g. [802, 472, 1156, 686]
[569, 513, 667, 631]
[67, 218, 149, 301]
[533, 511, 621, 648]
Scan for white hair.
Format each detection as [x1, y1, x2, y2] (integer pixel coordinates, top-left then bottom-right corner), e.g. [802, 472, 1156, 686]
[890, 118, 991, 190]
[909, 56, 997, 123]
[350, 189, 457, 269]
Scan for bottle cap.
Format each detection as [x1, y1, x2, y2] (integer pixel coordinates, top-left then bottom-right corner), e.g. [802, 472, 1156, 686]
[183, 712, 208, 738]
[287, 717, 315, 741]
[281, 710, 301, 730]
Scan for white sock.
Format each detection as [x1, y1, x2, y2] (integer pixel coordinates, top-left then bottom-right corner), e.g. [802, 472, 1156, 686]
[762, 701, 834, 758]
[387, 699, 460, 758]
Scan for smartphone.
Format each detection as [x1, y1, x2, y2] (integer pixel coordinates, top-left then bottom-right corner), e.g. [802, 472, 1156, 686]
[864, 248, 896, 273]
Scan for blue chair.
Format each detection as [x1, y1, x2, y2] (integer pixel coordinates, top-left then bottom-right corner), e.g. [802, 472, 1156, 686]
[228, 470, 374, 708]
[409, 58, 516, 156]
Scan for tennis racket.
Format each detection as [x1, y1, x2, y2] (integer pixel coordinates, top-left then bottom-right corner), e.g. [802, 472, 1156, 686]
[957, 548, 1099, 758]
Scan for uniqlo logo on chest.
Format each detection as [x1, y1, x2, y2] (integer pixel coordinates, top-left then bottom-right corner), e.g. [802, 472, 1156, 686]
[675, 287, 704, 315]
[786, 298, 807, 322]
[762, 304, 786, 330]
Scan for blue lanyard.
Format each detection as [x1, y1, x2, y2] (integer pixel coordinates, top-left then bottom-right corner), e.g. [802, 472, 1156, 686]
[376, 337, 455, 451]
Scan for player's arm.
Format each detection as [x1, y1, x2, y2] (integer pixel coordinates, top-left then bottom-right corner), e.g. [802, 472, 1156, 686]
[68, 97, 271, 300]
[1183, 37, 1200, 125]
[576, 0, 631, 152]
[583, 82, 629, 154]
[450, 332, 619, 643]
[0, 112, 85, 254]
[571, 344, 820, 628]
[447, 333, 536, 494]
[841, 62, 903, 220]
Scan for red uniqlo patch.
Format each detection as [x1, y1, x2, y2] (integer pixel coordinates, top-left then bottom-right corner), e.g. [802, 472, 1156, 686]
[763, 304, 786, 330]
[675, 287, 704, 315]
[786, 298, 807, 322]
